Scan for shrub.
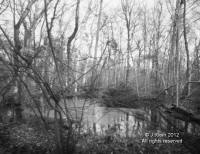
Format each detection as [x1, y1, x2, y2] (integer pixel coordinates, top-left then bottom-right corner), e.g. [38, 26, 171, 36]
[101, 83, 139, 108]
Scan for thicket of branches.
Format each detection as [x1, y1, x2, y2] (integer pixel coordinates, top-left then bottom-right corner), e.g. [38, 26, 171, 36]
[0, 0, 200, 153]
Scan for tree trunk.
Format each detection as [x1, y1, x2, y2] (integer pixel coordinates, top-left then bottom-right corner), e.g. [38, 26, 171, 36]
[91, 0, 103, 89]
[67, 0, 80, 91]
[183, 0, 190, 95]
[126, 25, 130, 86]
[175, 0, 181, 106]
[13, 0, 23, 121]
[54, 102, 63, 154]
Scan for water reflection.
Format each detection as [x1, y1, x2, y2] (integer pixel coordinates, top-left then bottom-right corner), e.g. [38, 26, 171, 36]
[64, 99, 148, 137]
[23, 98, 151, 137]
[22, 98, 200, 138]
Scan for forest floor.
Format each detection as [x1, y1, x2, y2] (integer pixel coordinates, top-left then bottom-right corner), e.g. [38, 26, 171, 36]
[0, 121, 190, 154]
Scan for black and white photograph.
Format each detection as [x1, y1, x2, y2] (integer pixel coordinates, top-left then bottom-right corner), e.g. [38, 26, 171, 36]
[0, 0, 200, 153]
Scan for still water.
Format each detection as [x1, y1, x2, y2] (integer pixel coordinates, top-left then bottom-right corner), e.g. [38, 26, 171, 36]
[22, 98, 162, 137]
[47, 98, 152, 137]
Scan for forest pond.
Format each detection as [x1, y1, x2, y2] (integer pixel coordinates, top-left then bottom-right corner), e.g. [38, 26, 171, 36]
[38, 98, 159, 137]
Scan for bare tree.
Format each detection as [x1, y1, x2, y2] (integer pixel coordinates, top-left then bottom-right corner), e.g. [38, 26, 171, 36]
[121, 0, 134, 86]
[91, 0, 103, 89]
[183, 0, 190, 95]
[67, 0, 80, 92]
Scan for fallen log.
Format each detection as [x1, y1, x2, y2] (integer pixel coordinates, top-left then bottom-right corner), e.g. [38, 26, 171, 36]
[159, 105, 200, 154]
[164, 105, 200, 126]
